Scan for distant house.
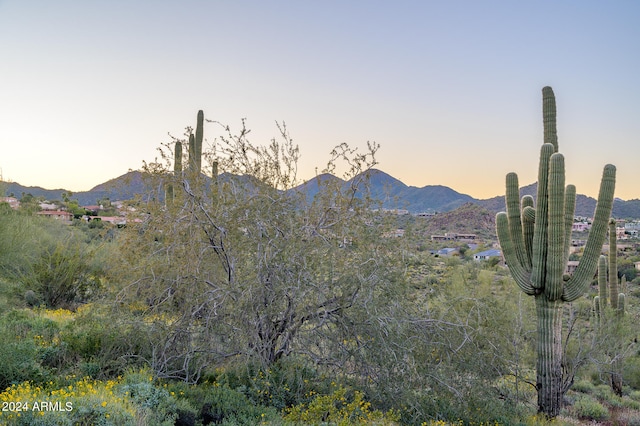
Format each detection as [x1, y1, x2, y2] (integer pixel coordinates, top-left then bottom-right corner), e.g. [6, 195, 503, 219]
[434, 248, 458, 257]
[0, 197, 19, 209]
[416, 211, 437, 217]
[37, 210, 73, 222]
[87, 216, 126, 226]
[382, 229, 405, 238]
[572, 222, 590, 232]
[431, 233, 477, 242]
[566, 261, 579, 275]
[39, 202, 58, 211]
[473, 249, 501, 262]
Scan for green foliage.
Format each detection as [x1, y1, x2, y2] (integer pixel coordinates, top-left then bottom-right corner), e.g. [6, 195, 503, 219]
[163, 380, 281, 425]
[571, 394, 609, 421]
[23, 240, 102, 308]
[0, 309, 64, 389]
[284, 384, 399, 425]
[113, 115, 388, 382]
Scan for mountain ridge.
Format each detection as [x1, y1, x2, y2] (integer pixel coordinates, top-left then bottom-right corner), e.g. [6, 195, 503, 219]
[2, 168, 639, 219]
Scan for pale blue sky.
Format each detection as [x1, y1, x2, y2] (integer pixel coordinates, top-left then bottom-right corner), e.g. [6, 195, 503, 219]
[1, 1, 639, 199]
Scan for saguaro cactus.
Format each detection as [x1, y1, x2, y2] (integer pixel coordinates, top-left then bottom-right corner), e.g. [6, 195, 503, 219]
[593, 219, 625, 395]
[187, 110, 205, 175]
[594, 219, 626, 317]
[496, 87, 616, 418]
[165, 140, 183, 207]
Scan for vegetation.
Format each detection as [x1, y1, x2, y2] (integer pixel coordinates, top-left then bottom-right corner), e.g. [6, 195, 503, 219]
[1, 88, 639, 425]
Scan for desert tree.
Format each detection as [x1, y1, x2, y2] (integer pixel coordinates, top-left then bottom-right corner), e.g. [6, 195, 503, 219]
[111, 112, 412, 383]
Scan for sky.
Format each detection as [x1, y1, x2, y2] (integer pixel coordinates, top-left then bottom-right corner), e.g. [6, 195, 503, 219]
[1, 1, 639, 200]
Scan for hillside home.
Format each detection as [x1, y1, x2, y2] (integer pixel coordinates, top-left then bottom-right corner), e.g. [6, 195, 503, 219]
[0, 197, 19, 209]
[37, 210, 73, 222]
[86, 216, 126, 226]
[433, 248, 458, 257]
[39, 202, 58, 211]
[431, 233, 477, 242]
[473, 249, 501, 262]
[625, 221, 640, 231]
[572, 222, 590, 232]
[383, 229, 405, 238]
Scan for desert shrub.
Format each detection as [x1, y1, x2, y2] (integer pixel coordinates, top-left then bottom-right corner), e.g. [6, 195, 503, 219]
[163, 380, 280, 425]
[572, 378, 596, 394]
[211, 358, 330, 410]
[58, 305, 151, 378]
[571, 394, 610, 421]
[0, 309, 62, 389]
[23, 241, 102, 309]
[284, 384, 399, 425]
[624, 356, 640, 390]
[0, 376, 136, 426]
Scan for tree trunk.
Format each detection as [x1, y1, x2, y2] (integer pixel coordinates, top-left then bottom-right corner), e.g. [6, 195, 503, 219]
[611, 369, 623, 397]
[536, 296, 564, 418]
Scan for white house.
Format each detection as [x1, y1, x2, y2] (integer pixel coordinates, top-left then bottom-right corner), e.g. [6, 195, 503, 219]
[473, 249, 502, 262]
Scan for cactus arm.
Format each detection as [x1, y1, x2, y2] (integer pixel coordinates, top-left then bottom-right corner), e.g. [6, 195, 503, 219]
[505, 172, 530, 269]
[531, 143, 556, 289]
[522, 196, 535, 265]
[609, 219, 619, 310]
[563, 164, 616, 302]
[496, 212, 536, 295]
[188, 133, 196, 172]
[545, 153, 566, 301]
[597, 255, 608, 306]
[175, 141, 183, 174]
[195, 110, 204, 173]
[543, 86, 558, 151]
[563, 185, 576, 266]
[618, 294, 625, 317]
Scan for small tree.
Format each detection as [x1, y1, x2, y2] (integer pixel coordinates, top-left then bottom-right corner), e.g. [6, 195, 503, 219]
[113, 112, 395, 382]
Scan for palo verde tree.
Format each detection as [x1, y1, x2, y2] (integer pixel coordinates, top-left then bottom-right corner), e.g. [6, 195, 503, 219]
[113, 111, 397, 382]
[496, 87, 616, 418]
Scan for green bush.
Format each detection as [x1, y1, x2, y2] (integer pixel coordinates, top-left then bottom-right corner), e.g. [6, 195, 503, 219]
[164, 380, 280, 425]
[24, 242, 102, 309]
[572, 379, 596, 394]
[211, 358, 330, 410]
[284, 384, 399, 425]
[0, 309, 62, 389]
[572, 394, 610, 421]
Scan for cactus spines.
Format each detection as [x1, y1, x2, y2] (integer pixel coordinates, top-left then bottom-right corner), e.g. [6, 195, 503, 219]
[496, 87, 616, 418]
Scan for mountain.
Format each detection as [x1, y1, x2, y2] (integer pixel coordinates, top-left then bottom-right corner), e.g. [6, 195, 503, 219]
[416, 202, 497, 239]
[3, 169, 640, 219]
